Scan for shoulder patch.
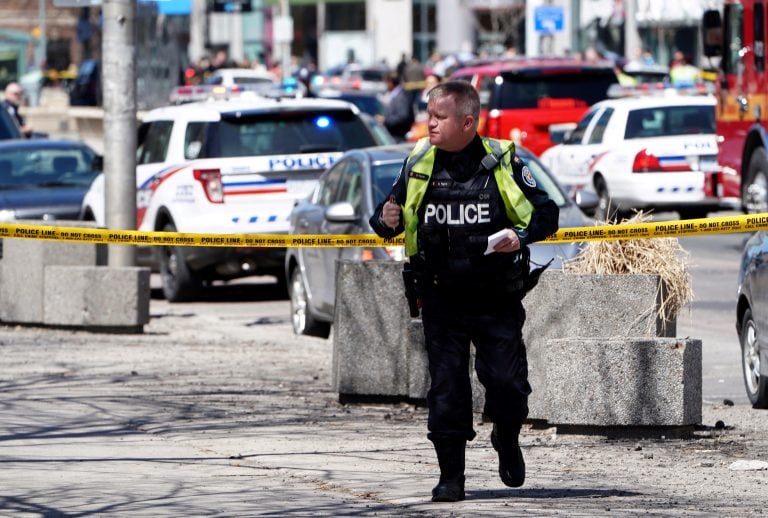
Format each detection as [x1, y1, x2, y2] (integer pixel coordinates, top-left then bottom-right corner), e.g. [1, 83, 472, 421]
[521, 166, 536, 188]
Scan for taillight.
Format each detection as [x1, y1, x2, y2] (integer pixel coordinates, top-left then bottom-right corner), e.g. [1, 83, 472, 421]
[486, 109, 501, 138]
[193, 169, 224, 203]
[632, 149, 661, 172]
[632, 149, 692, 172]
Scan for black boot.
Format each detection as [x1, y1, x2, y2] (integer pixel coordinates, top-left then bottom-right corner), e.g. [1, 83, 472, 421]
[491, 423, 525, 488]
[431, 439, 466, 502]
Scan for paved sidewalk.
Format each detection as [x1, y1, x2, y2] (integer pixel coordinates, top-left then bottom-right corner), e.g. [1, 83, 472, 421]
[0, 302, 767, 517]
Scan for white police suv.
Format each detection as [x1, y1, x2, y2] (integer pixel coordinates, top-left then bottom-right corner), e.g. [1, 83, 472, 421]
[83, 96, 389, 301]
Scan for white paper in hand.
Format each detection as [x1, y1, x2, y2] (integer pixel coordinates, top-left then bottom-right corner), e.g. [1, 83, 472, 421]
[484, 229, 509, 255]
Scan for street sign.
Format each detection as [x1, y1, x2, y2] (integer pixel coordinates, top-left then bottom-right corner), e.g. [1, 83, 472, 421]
[534, 5, 565, 33]
[273, 16, 293, 44]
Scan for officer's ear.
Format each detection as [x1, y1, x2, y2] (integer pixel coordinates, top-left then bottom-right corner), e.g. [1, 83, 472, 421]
[462, 114, 475, 132]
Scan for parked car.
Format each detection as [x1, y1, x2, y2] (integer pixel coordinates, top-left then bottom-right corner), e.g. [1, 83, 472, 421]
[285, 144, 598, 338]
[0, 138, 101, 221]
[449, 57, 619, 155]
[539, 94, 722, 220]
[736, 231, 768, 408]
[203, 68, 277, 88]
[314, 88, 385, 117]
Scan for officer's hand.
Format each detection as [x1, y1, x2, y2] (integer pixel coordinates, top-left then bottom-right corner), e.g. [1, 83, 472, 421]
[381, 197, 401, 229]
[493, 229, 521, 253]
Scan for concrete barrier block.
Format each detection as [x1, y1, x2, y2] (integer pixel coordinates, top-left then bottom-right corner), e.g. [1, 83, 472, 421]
[523, 271, 675, 419]
[333, 261, 411, 396]
[0, 220, 103, 324]
[542, 337, 702, 426]
[43, 266, 150, 332]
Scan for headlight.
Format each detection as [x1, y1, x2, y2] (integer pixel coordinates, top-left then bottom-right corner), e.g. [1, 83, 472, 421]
[0, 210, 17, 222]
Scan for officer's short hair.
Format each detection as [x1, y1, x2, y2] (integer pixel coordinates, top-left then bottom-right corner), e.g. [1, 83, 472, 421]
[428, 80, 480, 121]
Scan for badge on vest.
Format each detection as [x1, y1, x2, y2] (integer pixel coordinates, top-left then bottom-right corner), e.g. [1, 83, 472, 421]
[521, 166, 536, 188]
[409, 171, 430, 181]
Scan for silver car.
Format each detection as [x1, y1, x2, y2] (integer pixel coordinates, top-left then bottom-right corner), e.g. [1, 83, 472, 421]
[285, 144, 598, 338]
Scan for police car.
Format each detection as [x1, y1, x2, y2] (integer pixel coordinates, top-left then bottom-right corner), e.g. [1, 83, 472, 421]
[84, 96, 386, 301]
[539, 94, 723, 220]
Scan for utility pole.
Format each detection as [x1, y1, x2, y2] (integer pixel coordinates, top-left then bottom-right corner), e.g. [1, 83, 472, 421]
[103, 0, 137, 267]
[190, 0, 208, 64]
[624, 0, 640, 60]
[280, 0, 291, 81]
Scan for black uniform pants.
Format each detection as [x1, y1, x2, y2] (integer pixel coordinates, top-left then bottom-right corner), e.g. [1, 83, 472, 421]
[421, 288, 531, 443]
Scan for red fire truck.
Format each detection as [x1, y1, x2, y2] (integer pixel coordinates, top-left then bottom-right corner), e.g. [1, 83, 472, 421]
[703, 2, 768, 212]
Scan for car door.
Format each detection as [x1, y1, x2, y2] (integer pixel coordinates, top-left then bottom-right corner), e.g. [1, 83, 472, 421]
[136, 120, 175, 185]
[564, 107, 616, 178]
[302, 160, 346, 313]
[316, 157, 366, 313]
[544, 106, 601, 182]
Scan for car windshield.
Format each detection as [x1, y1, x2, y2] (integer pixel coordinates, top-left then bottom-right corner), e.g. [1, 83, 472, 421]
[0, 145, 99, 188]
[497, 70, 617, 109]
[208, 109, 378, 157]
[624, 105, 715, 139]
[371, 161, 403, 205]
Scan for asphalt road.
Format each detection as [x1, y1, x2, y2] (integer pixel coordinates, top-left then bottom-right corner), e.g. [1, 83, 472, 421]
[677, 231, 749, 405]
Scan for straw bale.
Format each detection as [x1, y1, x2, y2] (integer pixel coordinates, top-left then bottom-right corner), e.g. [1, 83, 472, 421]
[562, 211, 693, 328]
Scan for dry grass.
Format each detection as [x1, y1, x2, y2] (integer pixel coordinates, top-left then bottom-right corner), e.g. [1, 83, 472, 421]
[562, 211, 693, 330]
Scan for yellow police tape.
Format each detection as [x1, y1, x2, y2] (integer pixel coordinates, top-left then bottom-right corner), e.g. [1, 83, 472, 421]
[1, 213, 767, 248]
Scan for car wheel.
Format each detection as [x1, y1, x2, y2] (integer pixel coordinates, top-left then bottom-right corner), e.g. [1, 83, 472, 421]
[594, 179, 619, 222]
[740, 307, 768, 408]
[289, 267, 331, 338]
[157, 222, 201, 302]
[743, 148, 768, 214]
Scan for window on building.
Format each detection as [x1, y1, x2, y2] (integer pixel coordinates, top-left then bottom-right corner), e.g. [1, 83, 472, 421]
[326, 2, 365, 31]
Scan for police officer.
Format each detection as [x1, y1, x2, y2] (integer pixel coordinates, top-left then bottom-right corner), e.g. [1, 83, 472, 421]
[370, 80, 559, 502]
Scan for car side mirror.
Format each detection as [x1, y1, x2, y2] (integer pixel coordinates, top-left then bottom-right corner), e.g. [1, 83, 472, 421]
[92, 155, 104, 172]
[574, 190, 600, 217]
[325, 201, 357, 223]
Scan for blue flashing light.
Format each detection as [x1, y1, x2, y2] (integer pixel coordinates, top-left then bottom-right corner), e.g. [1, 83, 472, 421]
[315, 116, 331, 129]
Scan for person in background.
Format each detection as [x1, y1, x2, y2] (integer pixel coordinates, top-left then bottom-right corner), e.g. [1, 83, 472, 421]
[418, 73, 442, 111]
[669, 50, 701, 88]
[370, 80, 559, 502]
[377, 72, 415, 142]
[2, 83, 32, 137]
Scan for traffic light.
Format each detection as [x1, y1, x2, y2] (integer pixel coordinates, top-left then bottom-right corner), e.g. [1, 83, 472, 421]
[211, 0, 252, 13]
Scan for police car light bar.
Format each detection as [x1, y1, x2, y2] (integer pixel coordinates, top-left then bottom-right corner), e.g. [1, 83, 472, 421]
[607, 81, 715, 99]
[170, 82, 302, 104]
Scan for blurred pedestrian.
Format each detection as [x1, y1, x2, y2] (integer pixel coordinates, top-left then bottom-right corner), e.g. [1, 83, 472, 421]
[377, 72, 415, 142]
[370, 81, 559, 502]
[669, 50, 700, 88]
[2, 82, 32, 137]
[418, 72, 442, 111]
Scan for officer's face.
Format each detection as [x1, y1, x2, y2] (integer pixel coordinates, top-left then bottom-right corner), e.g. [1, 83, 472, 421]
[427, 94, 475, 152]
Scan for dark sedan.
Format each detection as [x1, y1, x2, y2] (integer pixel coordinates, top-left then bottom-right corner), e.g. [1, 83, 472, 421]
[0, 139, 102, 221]
[285, 144, 598, 338]
[736, 231, 768, 408]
